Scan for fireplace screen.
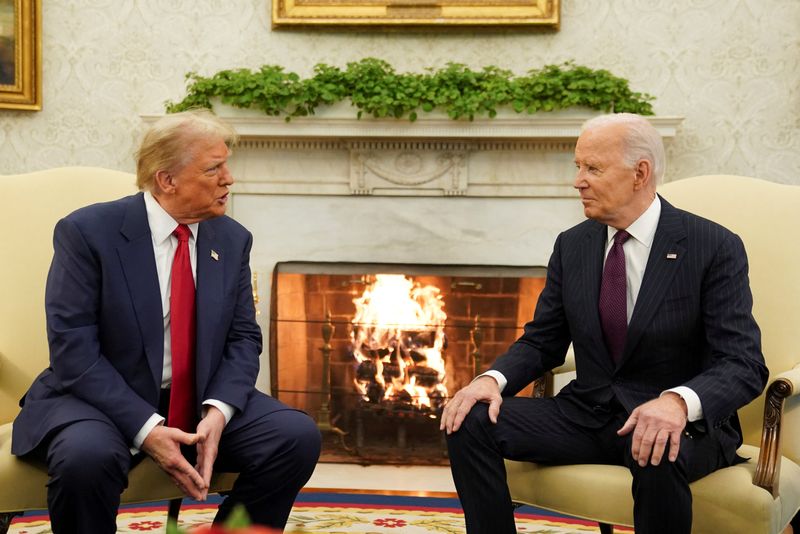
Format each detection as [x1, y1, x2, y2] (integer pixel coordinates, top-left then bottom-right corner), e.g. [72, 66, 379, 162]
[270, 262, 545, 465]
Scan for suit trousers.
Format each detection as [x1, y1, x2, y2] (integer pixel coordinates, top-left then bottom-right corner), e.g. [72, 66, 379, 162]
[30, 392, 321, 534]
[446, 396, 731, 534]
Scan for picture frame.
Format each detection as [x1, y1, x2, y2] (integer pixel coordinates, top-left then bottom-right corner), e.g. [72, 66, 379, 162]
[0, 0, 41, 111]
[272, 0, 559, 28]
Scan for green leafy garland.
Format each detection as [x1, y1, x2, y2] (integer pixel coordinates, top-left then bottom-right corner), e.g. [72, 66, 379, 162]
[165, 58, 654, 121]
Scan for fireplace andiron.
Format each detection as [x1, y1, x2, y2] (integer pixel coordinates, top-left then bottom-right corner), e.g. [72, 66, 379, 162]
[317, 311, 352, 452]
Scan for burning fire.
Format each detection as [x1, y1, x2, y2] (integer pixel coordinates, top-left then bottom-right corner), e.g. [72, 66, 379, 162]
[351, 274, 448, 411]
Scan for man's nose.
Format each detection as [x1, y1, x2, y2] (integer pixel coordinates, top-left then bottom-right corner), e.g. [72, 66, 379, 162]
[220, 165, 234, 185]
[573, 170, 586, 190]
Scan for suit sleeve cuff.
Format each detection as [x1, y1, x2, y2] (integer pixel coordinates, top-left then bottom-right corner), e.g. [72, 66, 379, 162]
[477, 370, 507, 393]
[203, 399, 235, 425]
[131, 413, 165, 455]
[663, 386, 703, 422]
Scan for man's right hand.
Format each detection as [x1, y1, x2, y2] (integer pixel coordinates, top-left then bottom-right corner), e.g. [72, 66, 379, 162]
[440, 375, 503, 435]
[141, 424, 207, 500]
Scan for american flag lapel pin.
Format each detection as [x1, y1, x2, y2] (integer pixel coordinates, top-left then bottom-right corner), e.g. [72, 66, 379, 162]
[666, 253, 678, 260]
[211, 250, 219, 261]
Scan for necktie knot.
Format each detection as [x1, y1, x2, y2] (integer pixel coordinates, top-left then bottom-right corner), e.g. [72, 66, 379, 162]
[174, 224, 191, 243]
[613, 229, 630, 246]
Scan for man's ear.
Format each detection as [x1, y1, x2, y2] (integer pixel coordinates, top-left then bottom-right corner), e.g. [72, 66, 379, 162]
[633, 159, 652, 191]
[154, 169, 175, 194]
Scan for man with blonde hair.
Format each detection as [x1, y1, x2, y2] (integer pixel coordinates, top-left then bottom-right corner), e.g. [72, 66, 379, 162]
[442, 113, 767, 533]
[13, 109, 321, 533]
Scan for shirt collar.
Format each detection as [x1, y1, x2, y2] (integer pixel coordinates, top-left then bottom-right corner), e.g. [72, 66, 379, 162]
[607, 195, 661, 248]
[143, 191, 198, 245]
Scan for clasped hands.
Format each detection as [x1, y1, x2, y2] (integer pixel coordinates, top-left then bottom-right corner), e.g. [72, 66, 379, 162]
[440, 376, 689, 466]
[141, 406, 226, 500]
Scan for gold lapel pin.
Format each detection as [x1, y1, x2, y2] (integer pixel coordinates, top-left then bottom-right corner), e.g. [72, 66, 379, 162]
[666, 253, 677, 260]
[211, 250, 219, 261]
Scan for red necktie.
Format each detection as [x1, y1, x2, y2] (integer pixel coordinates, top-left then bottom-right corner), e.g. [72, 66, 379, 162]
[168, 224, 197, 432]
[599, 230, 630, 364]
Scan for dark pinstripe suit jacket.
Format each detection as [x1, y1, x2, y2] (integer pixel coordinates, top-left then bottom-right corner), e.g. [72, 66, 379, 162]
[490, 196, 768, 455]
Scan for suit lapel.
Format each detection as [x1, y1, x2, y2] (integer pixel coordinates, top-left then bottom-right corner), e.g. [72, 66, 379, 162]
[621, 197, 686, 365]
[195, 220, 224, 396]
[117, 194, 164, 392]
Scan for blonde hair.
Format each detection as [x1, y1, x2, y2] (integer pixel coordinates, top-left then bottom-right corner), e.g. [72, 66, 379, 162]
[581, 113, 666, 184]
[135, 109, 238, 191]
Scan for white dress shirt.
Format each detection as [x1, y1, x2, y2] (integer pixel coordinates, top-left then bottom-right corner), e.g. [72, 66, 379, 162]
[483, 195, 703, 422]
[131, 192, 234, 451]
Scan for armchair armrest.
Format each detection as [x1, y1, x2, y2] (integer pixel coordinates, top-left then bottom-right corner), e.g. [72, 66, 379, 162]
[552, 349, 576, 374]
[753, 365, 800, 497]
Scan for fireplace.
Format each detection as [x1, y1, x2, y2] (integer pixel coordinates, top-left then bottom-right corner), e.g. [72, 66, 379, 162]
[270, 262, 545, 464]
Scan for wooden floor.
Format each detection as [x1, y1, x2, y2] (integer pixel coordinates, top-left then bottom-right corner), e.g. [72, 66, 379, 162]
[306, 462, 457, 495]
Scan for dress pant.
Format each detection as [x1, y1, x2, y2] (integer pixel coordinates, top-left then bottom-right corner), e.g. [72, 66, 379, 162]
[30, 391, 321, 534]
[446, 396, 731, 534]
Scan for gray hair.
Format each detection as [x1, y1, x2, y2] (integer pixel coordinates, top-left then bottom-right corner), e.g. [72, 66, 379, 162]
[135, 109, 238, 191]
[581, 113, 665, 183]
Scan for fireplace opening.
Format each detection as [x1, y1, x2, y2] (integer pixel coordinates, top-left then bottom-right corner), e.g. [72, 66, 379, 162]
[270, 262, 545, 465]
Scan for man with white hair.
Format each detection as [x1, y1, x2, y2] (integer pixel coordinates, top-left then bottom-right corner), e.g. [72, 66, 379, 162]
[441, 113, 768, 533]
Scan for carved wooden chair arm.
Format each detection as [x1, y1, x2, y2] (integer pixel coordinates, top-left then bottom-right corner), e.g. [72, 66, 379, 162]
[753, 365, 800, 497]
[531, 350, 576, 398]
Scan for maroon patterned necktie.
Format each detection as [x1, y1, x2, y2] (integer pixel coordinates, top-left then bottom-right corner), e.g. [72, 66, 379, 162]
[599, 230, 630, 363]
[168, 224, 197, 432]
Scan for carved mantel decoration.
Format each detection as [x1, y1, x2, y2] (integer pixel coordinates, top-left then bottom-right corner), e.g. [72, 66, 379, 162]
[349, 141, 469, 196]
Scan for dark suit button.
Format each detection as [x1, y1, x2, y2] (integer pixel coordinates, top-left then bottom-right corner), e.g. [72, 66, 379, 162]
[592, 405, 608, 414]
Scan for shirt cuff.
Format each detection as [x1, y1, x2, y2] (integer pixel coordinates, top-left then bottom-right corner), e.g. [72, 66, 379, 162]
[131, 413, 165, 455]
[476, 370, 507, 393]
[203, 399, 235, 424]
[663, 386, 703, 422]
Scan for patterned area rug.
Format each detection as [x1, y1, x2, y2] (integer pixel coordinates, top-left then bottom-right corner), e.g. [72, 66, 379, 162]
[9, 492, 633, 533]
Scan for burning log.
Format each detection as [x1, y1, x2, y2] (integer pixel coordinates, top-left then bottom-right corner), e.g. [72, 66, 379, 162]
[382, 363, 401, 380]
[396, 389, 413, 406]
[365, 383, 385, 404]
[408, 365, 440, 388]
[355, 359, 377, 381]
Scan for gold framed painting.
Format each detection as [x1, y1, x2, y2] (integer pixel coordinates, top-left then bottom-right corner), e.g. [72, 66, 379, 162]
[272, 0, 560, 28]
[0, 0, 41, 110]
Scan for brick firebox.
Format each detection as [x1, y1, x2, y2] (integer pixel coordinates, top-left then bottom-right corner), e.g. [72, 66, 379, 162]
[270, 262, 544, 465]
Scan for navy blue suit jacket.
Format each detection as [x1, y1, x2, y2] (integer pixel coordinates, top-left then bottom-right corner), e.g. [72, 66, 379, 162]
[12, 193, 281, 456]
[490, 197, 768, 456]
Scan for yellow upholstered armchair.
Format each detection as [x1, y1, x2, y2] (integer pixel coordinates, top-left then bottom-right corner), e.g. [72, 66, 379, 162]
[0, 167, 236, 531]
[506, 175, 800, 534]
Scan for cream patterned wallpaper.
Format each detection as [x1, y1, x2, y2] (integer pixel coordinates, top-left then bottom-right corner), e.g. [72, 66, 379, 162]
[1, 0, 798, 184]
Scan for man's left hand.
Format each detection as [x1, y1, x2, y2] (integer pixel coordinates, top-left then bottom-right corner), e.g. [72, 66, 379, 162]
[195, 406, 226, 500]
[617, 393, 688, 467]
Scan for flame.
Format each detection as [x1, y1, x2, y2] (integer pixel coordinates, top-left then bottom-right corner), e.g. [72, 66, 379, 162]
[351, 274, 447, 410]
